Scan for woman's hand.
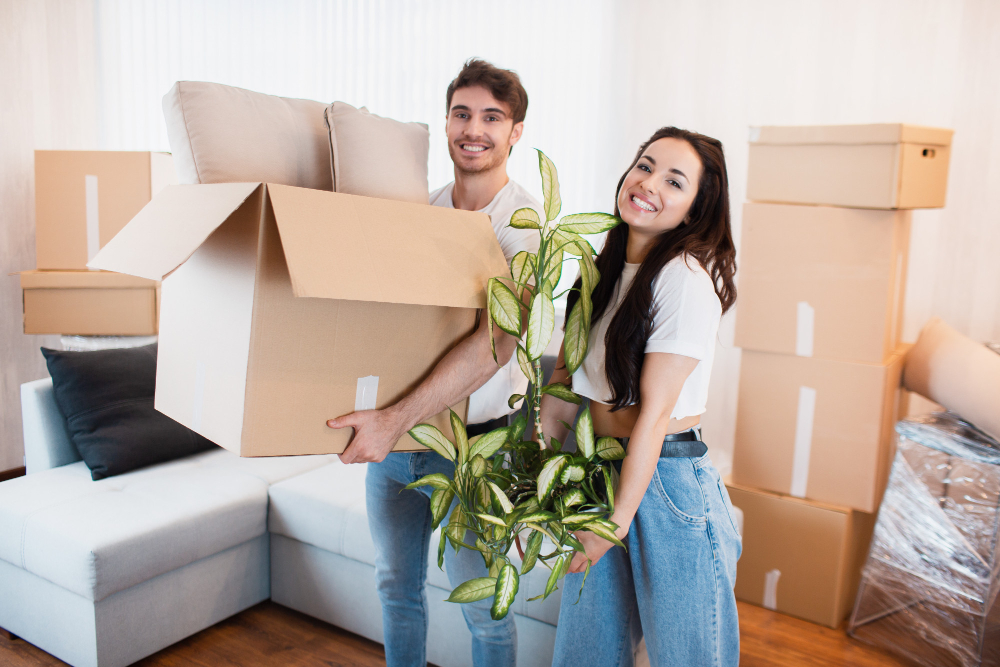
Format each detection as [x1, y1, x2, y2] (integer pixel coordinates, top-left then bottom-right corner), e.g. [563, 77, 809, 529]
[568, 528, 625, 573]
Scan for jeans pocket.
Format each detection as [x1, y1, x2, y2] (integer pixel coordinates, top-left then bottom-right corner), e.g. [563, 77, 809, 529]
[652, 461, 708, 524]
[717, 478, 742, 538]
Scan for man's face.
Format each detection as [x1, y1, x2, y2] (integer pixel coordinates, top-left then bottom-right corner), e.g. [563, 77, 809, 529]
[445, 86, 523, 175]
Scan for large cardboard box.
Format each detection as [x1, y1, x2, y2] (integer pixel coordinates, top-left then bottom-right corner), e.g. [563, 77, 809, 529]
[20, 270, 159, 335]
[728, 483, 876, 628]
[35, 150, 177, 270]
[90, 183, 509, 456]
[747, 124, 953, 209]
[734, 202, 910, 364]
[732, 348, 905, 512]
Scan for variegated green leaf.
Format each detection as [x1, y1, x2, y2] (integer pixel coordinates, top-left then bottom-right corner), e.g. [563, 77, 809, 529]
[489, 557, 503, 579]
[526, 290, 555, 360]
[544, 552, 570, 598]
[604, 465, 616, 512]
[447, 577, 497, 603]
[508, 393, 525, 409]
[488, 277, 523, 336]
[558, 212, 621, 235]
[409, 424, 456, 461]
[540, 248, 563, 293]
[574, 407, 596, 459]
[487, 302, 498, 364]
[488, 481, 515, 514]
[477, 479, 492, 508]
[561, 488, 585, 508]
[468, 427, 509, 460]
[509, 207, 541, 230]
[560, 465, 585, 485]
[561, 512, 599, 526]
[517, 510, 556, 524]
[469, 454, 487, 478]
[577, 248, 599, 295]
[476, 513, 508, 528]
[537, 455, 569, 501]
[446, 503, 467, 547]
[491, 563, 520, 620]
[515, 496, 540, 515]
[520, 529, 543, 575]
[575, 559, 591, 604]
[537, 149, 561, 222]
[430, 488, 455, 529]
[596, 436, 626, 461]
[404, 472, 453, 491]
[563, 298, 589, 376]
[510, 251, 535, 291]
[451, 409, 469, 465]
[541, 383, 581, 404]
[438, 527, 447, 568]
[508, 413, 528, 444]
[515, 344, 534, 386]
[581, 520, 625, 548]
[551, 229, 595, 257]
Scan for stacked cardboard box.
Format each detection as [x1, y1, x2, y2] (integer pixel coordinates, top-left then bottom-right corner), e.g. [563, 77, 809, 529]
[729, 124, 953, 627]
[21, 151, 176, 335]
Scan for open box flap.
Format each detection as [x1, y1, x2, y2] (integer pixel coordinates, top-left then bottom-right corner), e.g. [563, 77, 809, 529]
[88, 183, 262, 280]
[20, 270, 156, 289]
[267, 184, 510, 309]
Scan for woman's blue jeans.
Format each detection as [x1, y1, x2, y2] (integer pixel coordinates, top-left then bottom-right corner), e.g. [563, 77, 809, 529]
[553, 453, 742, 666]
[366, 451, 517, 667]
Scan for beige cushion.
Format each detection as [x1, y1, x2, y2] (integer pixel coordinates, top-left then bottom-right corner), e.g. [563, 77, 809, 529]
[162, 81, 332, 191]
[325, 102, 430, 204]
[904, 317, 1000, 441]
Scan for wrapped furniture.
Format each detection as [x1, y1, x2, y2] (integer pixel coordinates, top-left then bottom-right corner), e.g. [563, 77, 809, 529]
[848, 413, 1000, 666]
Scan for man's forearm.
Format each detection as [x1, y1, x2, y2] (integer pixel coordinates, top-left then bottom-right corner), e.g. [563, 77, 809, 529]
[389, 320, 515, 430]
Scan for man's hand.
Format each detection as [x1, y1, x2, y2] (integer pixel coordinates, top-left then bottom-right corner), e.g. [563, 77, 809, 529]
[567, 528, 625, 573]
[327, 407, 410, 464]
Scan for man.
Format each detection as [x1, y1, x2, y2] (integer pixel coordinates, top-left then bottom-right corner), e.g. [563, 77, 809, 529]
[327, 59, 543, 667]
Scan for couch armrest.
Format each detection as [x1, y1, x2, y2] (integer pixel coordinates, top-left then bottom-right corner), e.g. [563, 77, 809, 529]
[21, 378, 80, 473]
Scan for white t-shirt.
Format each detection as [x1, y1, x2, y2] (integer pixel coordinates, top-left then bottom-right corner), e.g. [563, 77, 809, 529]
[572, 255, 721, 420]
[429, 179, 543, 424]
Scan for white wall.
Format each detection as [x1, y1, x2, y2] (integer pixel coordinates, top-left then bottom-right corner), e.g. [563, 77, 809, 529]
[1, 0, 998, 473]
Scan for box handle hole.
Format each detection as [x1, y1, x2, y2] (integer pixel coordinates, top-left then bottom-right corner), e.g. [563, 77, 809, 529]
[922, 148, 936, 158]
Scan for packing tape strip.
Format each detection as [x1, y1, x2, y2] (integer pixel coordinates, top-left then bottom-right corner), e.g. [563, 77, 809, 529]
[85, 175, 100, 267]
[355, 375, 380, 411]
[790, 385, 817, 498]
[795, 301, 814, 357]
[763, 569, 781, 610]
[192, 360, 206, 431]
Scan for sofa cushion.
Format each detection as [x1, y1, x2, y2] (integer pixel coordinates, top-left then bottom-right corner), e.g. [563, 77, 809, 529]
[0, 448, 335, 602]
[41, 344, 216, 480]
[267, 460, 563, 624]
[163, 81, 333, 191]
[325, 101, 430, 204]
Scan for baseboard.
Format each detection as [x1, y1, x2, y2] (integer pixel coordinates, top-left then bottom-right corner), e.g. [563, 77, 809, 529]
[0, 467, 25, 483]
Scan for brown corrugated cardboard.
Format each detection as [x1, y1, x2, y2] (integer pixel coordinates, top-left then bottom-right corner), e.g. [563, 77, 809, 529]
[20, 270, 158, 335]
[89, 183, 510, 457]
[747, 123, 953, 209]
[734, 202, 910, 364]
[728, 483, 876, 628]
[732, 348, 905, 513]
[34, 151, 177, 270]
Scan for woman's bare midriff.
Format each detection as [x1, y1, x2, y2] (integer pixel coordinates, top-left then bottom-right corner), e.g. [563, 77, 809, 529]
[590, 400, 701, 439]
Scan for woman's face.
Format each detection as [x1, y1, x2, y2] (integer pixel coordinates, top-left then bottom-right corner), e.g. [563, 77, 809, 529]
[617, 137, 703, 235]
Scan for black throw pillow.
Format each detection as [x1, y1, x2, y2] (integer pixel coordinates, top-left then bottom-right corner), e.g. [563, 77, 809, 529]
[41, 343, 216, 480]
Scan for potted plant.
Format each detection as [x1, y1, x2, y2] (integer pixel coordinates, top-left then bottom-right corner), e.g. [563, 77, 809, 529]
[406, 150, 624, 619]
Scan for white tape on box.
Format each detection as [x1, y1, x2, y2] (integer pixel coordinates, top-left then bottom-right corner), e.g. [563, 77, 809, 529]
[796, 301, 815, 357]
[790, 386, 817, 498]
[763, 569, 781, 610]
[355, 375, 380, 411]
[85, 174, 100, 267]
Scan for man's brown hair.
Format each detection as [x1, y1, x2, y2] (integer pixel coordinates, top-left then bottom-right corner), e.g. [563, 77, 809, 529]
[445, 59, 528, 124]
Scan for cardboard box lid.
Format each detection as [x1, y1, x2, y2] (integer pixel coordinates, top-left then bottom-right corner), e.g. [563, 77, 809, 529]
[91, 183, 509, 310]
[267, 184, 509, 309]
[20, 270, 157, 289]
[750, 123, 953, 147]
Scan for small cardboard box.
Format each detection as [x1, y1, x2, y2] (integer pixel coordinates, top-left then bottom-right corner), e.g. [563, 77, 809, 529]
[34, 150, 177, 270]
[728, 483, 876, 628]
[20, 270, 159, 335]
[747, 124, 953, 209]
[734, 202, 910, 364]
[90, 183, 509, 457]
[732, 348, 905, 513]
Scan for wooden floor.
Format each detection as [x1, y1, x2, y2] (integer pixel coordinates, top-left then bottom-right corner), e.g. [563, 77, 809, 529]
[0, 600, 918, 666]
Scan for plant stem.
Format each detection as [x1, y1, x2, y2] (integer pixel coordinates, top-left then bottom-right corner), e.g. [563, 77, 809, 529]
[533, 358, 545, 446]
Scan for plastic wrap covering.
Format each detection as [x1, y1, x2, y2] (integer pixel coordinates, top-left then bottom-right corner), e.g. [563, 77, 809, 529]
[848, 413, 1000, 667]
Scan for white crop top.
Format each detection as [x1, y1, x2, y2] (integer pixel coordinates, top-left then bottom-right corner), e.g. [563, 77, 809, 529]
[571, 255, 721, 420]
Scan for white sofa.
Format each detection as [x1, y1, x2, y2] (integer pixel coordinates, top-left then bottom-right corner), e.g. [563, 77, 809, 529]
[0, 377, 561, 667]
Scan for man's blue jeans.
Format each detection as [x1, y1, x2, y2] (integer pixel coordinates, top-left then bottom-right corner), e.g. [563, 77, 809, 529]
[552, 453, 742, 666]
[366, 451, 517, 667]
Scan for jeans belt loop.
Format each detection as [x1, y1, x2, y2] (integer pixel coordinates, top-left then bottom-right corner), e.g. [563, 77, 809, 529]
[618, 427, 707, 458]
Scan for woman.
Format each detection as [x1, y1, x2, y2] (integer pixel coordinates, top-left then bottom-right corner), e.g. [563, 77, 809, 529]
[544, 127, 741, 666]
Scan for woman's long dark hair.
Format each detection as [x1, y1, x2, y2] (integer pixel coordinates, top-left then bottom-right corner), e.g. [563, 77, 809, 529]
[565, 126, 736, 410]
